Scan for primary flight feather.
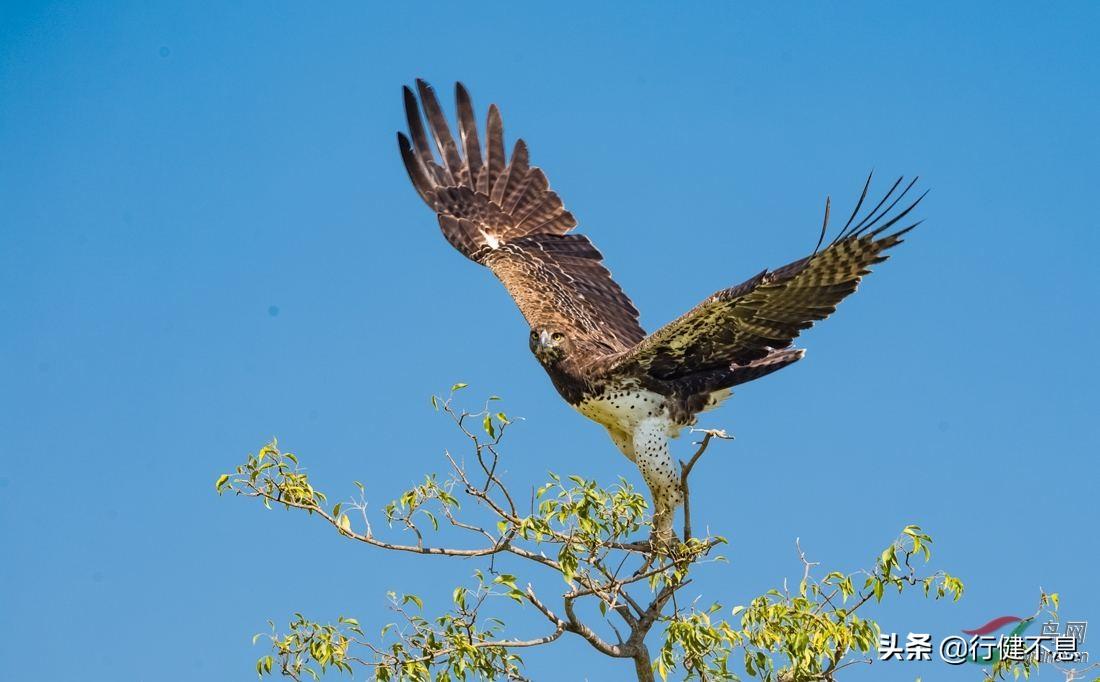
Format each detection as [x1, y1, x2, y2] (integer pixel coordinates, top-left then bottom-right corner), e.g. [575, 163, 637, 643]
[397, 80, 923, 539]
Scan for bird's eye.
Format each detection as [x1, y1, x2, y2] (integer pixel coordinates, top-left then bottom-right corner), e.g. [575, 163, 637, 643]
[551, 332, 565, 342]
[530, 330, 537, 339]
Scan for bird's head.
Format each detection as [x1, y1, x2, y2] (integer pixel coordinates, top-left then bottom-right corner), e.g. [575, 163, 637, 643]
[529, 328, 573, 365]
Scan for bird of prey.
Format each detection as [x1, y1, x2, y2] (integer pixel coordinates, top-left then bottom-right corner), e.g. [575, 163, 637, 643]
[397, 80, 923, 540]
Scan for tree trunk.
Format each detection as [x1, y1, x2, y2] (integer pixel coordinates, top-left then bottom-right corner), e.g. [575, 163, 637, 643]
[633, 645, 655, 682]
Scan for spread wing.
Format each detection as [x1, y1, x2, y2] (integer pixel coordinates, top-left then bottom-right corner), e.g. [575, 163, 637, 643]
[483, 234, 645, 351]
[602, 176, 925, 380]
[397, 80, 644, 350]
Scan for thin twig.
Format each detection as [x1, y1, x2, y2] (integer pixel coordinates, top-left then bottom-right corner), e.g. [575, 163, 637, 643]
[680, 429, 731, 541]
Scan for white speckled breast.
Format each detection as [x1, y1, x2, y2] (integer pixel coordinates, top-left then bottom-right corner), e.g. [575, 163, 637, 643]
[575, 384, 668, 432]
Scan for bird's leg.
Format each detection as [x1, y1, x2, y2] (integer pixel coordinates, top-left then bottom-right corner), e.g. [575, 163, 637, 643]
[605, 427, 637, 463]
[632, 416, 683, 551]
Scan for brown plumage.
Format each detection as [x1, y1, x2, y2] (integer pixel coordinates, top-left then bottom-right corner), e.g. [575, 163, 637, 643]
[397, 80, 924, 539]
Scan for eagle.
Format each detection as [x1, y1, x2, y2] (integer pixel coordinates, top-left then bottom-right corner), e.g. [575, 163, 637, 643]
[397, 80, 923, 540]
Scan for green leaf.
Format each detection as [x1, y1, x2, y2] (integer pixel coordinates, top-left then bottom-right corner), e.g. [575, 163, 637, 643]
[451, 382, 468, 392]
[494, 574, 518, 590]
[215, 474, 230, 492]
[422, 509, 438, 530]
[880, 546, 896, 576]
[402, 594, 423, 610]
[483, 413, 496, 438]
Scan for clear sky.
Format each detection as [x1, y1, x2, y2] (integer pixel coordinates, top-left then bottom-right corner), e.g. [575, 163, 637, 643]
[1, 2, 1097, 680]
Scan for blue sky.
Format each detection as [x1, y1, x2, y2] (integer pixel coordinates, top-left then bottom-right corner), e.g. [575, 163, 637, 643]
[2, 2, 1097, 680]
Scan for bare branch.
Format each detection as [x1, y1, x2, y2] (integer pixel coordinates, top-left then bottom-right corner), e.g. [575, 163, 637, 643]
[680, 429, 731, 541]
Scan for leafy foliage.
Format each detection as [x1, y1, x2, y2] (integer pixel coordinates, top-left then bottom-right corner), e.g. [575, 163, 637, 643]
[218, 388, 974, 681]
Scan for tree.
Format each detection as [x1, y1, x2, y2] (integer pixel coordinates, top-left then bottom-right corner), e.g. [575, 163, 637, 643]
[216, 387, 1067, 681]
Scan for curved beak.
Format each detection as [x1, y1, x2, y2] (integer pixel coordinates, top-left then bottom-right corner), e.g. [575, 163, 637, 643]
[538, 330, 554, 349]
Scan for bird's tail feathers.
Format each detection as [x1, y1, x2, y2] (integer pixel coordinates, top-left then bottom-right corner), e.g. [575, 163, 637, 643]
[722, 349, 805, 389]
[676, 349, 805, 396]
